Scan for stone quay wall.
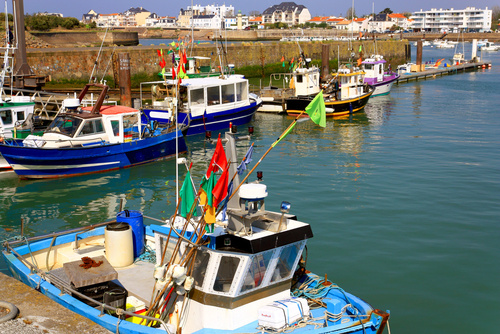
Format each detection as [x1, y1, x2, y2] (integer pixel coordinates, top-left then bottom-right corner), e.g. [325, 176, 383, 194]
[26, 40, 407, 82]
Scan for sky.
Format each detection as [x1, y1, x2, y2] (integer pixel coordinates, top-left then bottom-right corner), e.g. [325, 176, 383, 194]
[19, 1, 498, 19]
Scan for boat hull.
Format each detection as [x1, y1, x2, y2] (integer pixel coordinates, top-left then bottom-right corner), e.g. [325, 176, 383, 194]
[144, 100, 260, 136]
[286, 88, 374, 118]
[365, 74, 400, 96]
[0, 130, 186, 179]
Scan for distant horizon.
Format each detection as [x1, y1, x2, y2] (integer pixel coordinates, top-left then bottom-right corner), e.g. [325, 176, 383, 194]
[20, 1, 498, 20]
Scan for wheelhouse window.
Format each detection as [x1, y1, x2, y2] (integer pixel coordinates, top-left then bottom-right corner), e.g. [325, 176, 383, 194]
[207, 86, 220, 105]
[191, 248, 211, 289]
[296, 74, 303, 83]
[78, 119, 105, 136]
[190, 88, 205, 106]
[240, 251, 273, 293]
[364, 64, 373, 70]
[236, 82, 248, 101]
[47, 115, 83, 137]
[111, 120, 120, 136]
[16, 111, 25, 122]
[270, 243, 301, 283]
[0, 110, 13, 126]
[123, 114, 139, 141]
[221, 84, 235, 104]
[213, 256, 240, 293]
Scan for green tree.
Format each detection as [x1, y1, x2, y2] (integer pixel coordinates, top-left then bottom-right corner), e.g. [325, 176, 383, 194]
[346, 7, 356, 19]
[379, 8, 393, 14]
[28, 15, 51, 31]
[60, 17, 80, 29]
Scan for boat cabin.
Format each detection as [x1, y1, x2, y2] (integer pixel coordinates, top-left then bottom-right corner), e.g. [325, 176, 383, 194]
[0, 96, 35, 138]
[23, 86, 144, 149]
[362, 55, 387, 84]
[30, 106, 143, 149]
[337, 68, 366, 100]
[144, 75, 251, 119]
[152, 179, 313, 333]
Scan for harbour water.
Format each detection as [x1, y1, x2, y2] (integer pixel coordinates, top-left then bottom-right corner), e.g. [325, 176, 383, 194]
[1, 44, 499, 333]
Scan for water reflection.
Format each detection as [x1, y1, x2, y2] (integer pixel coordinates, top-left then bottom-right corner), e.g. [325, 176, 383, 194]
[364, 95, 395, 126]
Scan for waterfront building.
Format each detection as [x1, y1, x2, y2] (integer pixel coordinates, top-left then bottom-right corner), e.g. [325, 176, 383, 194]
[178, 4, 235, 28]
[145, 14, 177, 28]
[81, 10, 98, 25]
[410, 7, 492, 32]
[262, 2, 311, 26]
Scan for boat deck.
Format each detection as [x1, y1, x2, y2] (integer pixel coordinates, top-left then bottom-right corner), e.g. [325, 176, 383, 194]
[41, 235, 156, 306]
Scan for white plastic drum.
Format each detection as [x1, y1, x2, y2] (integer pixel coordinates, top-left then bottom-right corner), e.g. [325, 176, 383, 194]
[105, 222, 134, 267]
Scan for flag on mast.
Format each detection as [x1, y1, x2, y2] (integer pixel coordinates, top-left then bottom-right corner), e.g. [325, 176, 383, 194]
[305, 91, 326, 127]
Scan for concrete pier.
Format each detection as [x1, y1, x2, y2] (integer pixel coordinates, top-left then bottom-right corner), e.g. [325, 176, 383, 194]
[0, 272, 111, 333]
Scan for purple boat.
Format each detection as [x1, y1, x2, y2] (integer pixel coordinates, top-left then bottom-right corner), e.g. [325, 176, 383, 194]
[361, 55, 400, 96]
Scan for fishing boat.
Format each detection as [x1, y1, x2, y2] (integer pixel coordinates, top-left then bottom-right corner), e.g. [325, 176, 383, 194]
[0, 95, 36, 170]
[140, 75, 261, 136]
[2, 126, 390, 334]
[286, 67, 374, 117]
[258, 57, 321, 114]
[0, 83, 186, 179]
[361, 55, 400, 96]
[478, 41, 499, 51]
[0, 23, 37, 170]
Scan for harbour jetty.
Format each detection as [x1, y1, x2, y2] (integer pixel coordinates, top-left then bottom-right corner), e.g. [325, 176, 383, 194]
[0, 272, 111, 333]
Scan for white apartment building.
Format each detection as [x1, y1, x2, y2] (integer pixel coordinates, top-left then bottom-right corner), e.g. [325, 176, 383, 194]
[262, 2, 311, 26]
[178, 4, 235, 28]
[410, 7, 492, 32]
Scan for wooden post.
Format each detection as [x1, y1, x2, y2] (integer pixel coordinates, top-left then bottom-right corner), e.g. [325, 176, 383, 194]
[321, 44, 330, 82]
[117, 53, 132, 107]
[416, 40, 423, 66]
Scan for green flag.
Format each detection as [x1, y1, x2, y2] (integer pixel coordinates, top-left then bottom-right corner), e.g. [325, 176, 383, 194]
[200, 172, 216, 207]
[305, 91, 326, 127]
[272, 121, 296, 148]
[180, 170, 197, 218]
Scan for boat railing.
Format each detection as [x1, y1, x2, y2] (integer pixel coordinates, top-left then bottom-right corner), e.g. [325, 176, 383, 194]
[3, 136, 110, 148]
[2, 239, 172, 333]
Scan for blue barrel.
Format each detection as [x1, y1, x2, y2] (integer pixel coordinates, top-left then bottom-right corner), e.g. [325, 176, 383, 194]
[116, 210, 145, 258]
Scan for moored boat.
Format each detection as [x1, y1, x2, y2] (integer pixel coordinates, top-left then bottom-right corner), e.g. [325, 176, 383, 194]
[2, 127, 390, 334]
[287, 67, 374, 117]
[478, 41, 499, 51]
[141, 75, 261, 136]
[361, 55, 400, 96]
[0, 83, 186, 179]
[258, 55, 321, 114]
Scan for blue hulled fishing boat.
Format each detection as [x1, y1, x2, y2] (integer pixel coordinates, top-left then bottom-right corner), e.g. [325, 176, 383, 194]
[0, 83, 186, 179]
[140, 75, 261, 136]
[2, 126, 390, 334]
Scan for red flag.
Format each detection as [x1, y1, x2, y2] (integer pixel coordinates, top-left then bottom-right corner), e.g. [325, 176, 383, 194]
[159, 57, 166, 68]
[171, 66, 176, 79]
[212, 166, 228, 208]
[157, 49, 162, 57]
[183, 51, 187, 64]
[206, 134, 227, 178]
[280, 55, 285, 62]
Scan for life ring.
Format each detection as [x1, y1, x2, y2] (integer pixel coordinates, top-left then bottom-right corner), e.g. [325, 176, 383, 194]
[0, 300, 19, 323]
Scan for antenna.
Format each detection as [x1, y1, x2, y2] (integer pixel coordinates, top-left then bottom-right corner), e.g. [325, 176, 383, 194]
[89, 25, 109, 83]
